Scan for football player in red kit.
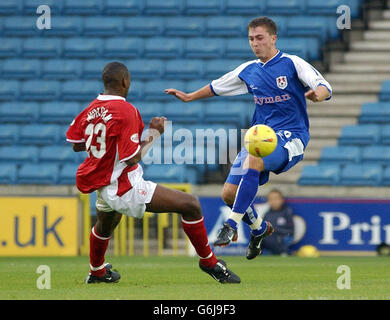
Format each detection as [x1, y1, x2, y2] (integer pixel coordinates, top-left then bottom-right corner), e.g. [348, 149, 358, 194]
[66, 62, 240, 284]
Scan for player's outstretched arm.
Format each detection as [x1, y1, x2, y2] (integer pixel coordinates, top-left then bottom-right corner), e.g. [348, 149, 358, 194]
[125, 117, 166, 166]
[305, 85, 331, 103]
[165, 85, 214, 102]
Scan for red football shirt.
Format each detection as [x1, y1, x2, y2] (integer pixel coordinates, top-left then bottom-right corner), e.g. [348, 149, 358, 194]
[66, 94, 144, 194]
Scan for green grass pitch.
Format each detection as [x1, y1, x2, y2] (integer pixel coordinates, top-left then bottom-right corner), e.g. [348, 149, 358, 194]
[1, 256, 389, 300]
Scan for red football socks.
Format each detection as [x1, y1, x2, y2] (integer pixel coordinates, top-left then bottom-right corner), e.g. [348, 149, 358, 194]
[181, 217, 218, 268]
[89, 226, 110, 277]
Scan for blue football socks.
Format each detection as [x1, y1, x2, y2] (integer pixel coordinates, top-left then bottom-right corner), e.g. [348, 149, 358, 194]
[227, 169, 260, 229]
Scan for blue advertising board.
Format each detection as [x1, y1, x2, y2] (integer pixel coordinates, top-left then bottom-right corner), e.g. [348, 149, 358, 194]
[198, 197, 390, 255]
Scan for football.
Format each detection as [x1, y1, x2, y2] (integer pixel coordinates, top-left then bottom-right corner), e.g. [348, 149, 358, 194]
[296, 245, 320, 258]
[244, 124, 277, 158]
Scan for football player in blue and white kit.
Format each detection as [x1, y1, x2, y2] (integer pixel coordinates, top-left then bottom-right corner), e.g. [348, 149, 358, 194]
[165, 17, 332, 259]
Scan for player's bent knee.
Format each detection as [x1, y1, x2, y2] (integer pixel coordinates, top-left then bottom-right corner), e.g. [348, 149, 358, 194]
[181, 195, 202, 220]
[244, 154, 264, 172]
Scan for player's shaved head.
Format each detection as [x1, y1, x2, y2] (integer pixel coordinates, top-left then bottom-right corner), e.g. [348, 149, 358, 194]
[102, 62, 130, 89]
[102, 62, 131, 98]
[248, 17, 277, 35]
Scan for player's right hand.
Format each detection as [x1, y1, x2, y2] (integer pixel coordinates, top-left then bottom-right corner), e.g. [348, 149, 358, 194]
[149, 117, 166, 135]
[165, 88, 191, 102]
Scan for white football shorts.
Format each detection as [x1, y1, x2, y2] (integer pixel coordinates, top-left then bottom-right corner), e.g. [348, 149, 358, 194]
[95, 165, 157, 218]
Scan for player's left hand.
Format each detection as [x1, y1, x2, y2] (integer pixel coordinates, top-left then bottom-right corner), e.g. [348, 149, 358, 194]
[304, 89, 320, 102]
[149, 117, 166, 135]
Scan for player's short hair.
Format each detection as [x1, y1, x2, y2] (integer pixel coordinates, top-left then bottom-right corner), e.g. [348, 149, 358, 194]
[247, 17, 277, 35]
[102, 62, 130, 89]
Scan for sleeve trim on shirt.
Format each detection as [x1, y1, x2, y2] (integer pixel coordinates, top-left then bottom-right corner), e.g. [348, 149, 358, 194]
[66, 138, 85, 143]
[209, 83, 218, 96]
[317, 83, 332, 100]
[119, 145, 141, 163]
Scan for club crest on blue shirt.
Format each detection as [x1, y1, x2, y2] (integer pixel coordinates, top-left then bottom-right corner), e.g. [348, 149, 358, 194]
[276, 76, 288, 89]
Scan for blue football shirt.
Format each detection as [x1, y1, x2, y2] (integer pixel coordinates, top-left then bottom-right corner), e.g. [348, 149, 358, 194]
[210, 50, 332, 148]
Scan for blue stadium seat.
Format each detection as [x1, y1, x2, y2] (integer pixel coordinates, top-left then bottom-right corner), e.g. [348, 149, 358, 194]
[143, 164, 187, 183]
[380, 81, 390, 101]
[286, 16, 328, 43]
[382, 125, 390, 145]
[39, 102, 81, 123]
[204, 59, 243, 79]
[340, 164, 382, 186]
[163, 102, 203, 123]
[0, 80, 20, 101]
[165, 60, 204, 79]
[2, 17, 40, 36]
[83, 59, 113, 79]
[123, 17, 163, 36]
[203, 102, 247, 128]
[19, 124, 59, 145]
[18, 164, 59, 184]
[103, 38, 143, 58]
[42, 59, 82, 79]
[143, 80, 184, 101]
[0, 125, 19, 144]
[361, 146, 390, 165]
[265, 0, 305, 15]
[277, 38, 308, 60]
[136, 102, 163, 122]
[0, 38, 21, 57]
[383, 166, 390, 186]
[23, 38, 62, 58]
[128, 81, 144, 100]
[339, 124, 381, 146]
[183, 0, 222, 15]
[144, 38, 183, 58]
[164, 17, 204, 37]
[126, 59, 163, 79]
[186, 80, 209, 94]
[58, 125, 72, 145]
[0, 164, 17, 184]
[21, 80, 60, 101]
[44, 17, 82, 36]
[83, 17, 123, 36]
[205, 17, 245, 37]
[64, 38, 103, 58]
[22, 0, 62, 14]
[306, 0, 361, 18]
[63, 0, 102, 15]
[103, 0, 143, 15]
[0, 102, 39, 123]
[61, 80, 102, 101]
[144, 0, 182, 15]
[224, 38, 253, 59]
[2, 59, 41, 79]
[0, 146, 38, 163]
[224, 0, 265, 14]
[39, 146, 81, 163]
[359, 102, 390, 123]
[185, 38, 224, 59]
[0, 0, 22, 15]
[58, 164, 79, 184]
[319, 146, 361, 165]
[298, 164, 340, 185]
